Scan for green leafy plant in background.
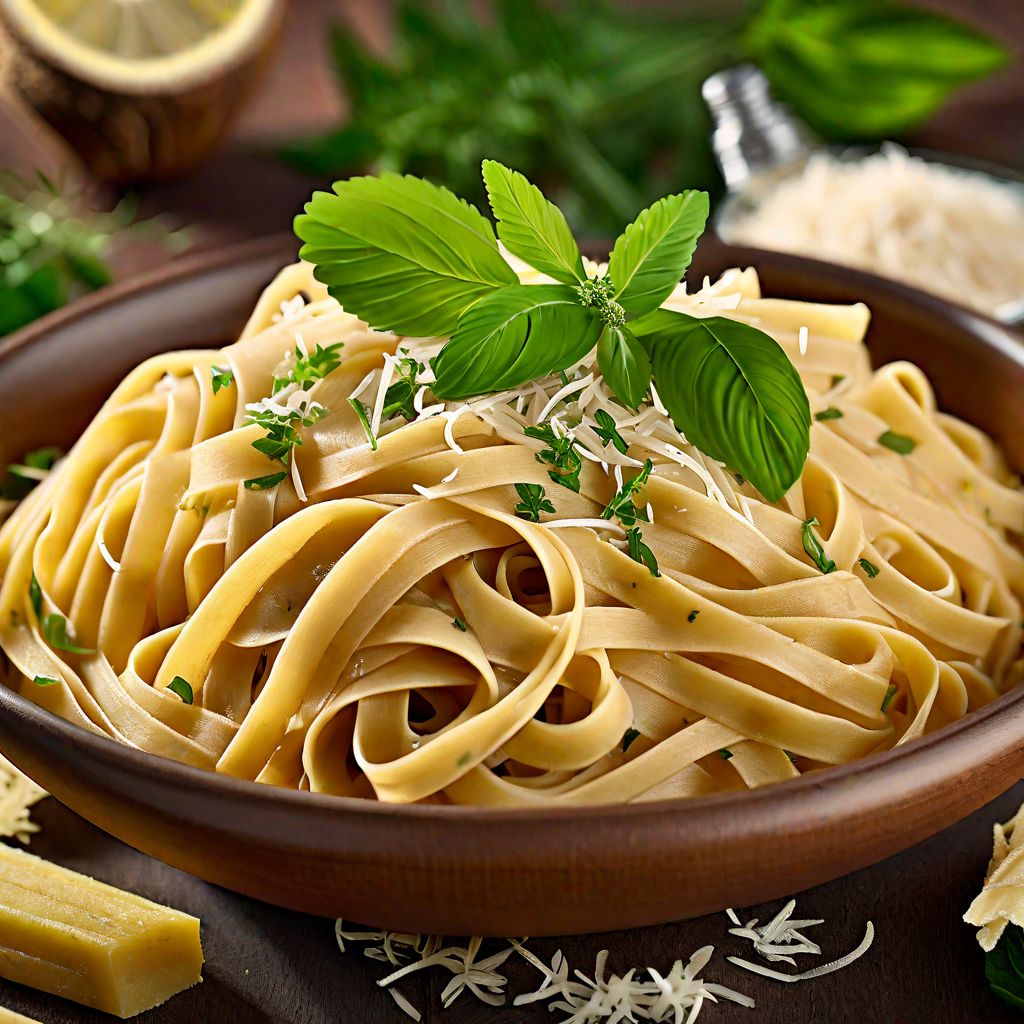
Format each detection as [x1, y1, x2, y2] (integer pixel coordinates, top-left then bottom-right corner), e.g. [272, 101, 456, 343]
[0, 173, 186, 338]
[280, 0, 1008, 234]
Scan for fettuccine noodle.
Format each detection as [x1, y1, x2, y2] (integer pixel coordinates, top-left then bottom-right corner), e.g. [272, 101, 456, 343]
[1, 259, 1021, 806]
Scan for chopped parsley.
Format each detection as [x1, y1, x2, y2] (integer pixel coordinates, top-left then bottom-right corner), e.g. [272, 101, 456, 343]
[621, 727, 641, 752]
[210, 365, 234, 394]
[347, 397, 378, 451]
[452, 617, 468, 632]
[29, 572, 42, 619]
[524, 423, 582, 493]
[626, 525, 660, 577]
[602, 458, 653, 527]
[801, 516, 836, 574]
[243, 472, 288, 491]
[858, 557, 880, 578]
[881, 684, 898, 713]
[513, 482, 555, 523]
[42, 614, 94, 655]
[246, 399, 326, 465]
[273, 342, 344, 394]
[593, 408, 628, 454]
[687, 610, 700, 623]
[380, 357, 425, 423]
[878, 430, 917, 455]
[167, 675, 194, 704]
[32, 675, 60, 686]
[815, 407, 843, 421]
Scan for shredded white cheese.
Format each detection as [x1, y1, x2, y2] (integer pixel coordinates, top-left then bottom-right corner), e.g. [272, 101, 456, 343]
[0, 753, 47, 843]
[728, 144, 1024, 318]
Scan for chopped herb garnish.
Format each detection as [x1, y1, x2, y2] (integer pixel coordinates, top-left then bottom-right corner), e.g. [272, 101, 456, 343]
[210, 365, 234, 394]
[718, 748, 733, 760]
[246, 400, 326, 465]
[881, 684, 898, 712]
[42, 614, 94, 655]
[3, 446, 63, 500]
[593, 408, 628, 455]
[452, 617, 468, 632]
[602, 458, 653, 527]
[524, 423, 582, 493]
[29, 572, 41, 619]
[513, 482, 555, 523]
[801, 516, 836, 574]
[687, 610, 700, 623]
[32, 675, 59, 686]
[167, 675, 194, 704]
[858, 557, 880, 578]
[558, 369, 571, 388]
[380, 357, 425, 423]
[626, 525, 660, 577]
[244, 472, 288, 491]
[815, 407, 843, 421]
[621, 727, 641, 752]
[878, 430, 917, 455]
[347, 397, 378, 451]
[273, 342, 344, 394]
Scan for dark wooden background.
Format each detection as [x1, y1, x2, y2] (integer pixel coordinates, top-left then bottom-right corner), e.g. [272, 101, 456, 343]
[1, 2, 1024, 1022]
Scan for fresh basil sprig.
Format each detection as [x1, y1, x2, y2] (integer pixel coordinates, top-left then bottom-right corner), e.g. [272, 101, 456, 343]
[296, 160, 811, 502]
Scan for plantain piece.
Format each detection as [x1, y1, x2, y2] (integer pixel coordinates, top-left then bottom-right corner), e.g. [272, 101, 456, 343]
[0, 0, 287, 183]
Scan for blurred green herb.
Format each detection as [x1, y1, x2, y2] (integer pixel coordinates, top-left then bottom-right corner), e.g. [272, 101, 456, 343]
[280, 0, 1008, 234]
[986, 925, 1024, 1010]
[0, 173, 187, 337]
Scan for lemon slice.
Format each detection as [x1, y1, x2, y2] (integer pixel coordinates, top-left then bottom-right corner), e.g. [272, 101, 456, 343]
[0, 0, 280, 92]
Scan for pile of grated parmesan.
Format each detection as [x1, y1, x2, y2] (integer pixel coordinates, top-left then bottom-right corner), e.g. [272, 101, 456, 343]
[0, 752, 47, 844]
[726, 144, 1024, 320]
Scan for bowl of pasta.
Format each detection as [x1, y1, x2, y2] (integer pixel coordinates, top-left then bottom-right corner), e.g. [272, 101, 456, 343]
[1, 173, 1022, 936]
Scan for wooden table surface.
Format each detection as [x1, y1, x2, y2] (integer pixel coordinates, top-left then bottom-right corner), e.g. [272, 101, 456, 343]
[1, 3, 1023, 1022]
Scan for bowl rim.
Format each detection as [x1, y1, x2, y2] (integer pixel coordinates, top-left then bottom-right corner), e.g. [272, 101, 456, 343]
[2, 233, 1023, 825]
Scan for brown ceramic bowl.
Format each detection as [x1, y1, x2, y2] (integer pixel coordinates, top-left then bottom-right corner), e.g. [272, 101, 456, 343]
[1, 236, 1022, 937]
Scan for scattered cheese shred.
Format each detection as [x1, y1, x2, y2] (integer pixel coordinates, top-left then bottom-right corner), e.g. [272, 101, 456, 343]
[725, 900, 824, 965]
[336, 919, 753, 1023]
[0, 753, 47, 844]
[728, 921, 874, 982]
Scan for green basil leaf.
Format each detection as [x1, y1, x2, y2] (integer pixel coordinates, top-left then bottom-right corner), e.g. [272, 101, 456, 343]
[482, 160, 585, 285]
[986, 926, 1024, 1011]
[608, 190, 709, 317]
[432, 285, 601, 400]
[295, 172, 518, 337]
[597, 325, 651, 410]
[645, 310, 810, 502]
